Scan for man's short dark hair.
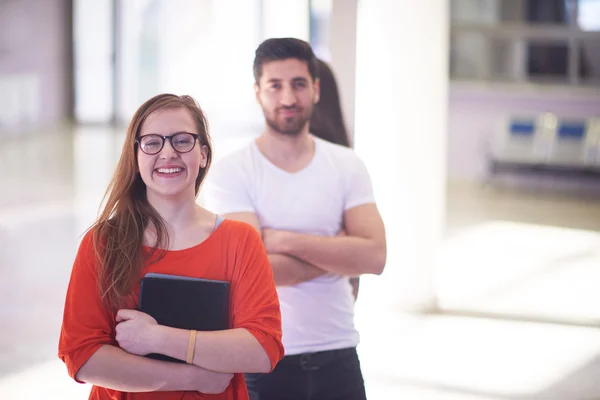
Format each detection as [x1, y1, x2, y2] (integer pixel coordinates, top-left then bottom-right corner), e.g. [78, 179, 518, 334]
[253, 38, 319, 84]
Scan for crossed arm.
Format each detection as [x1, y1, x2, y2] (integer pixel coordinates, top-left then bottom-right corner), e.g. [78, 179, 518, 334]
[225, 203, 387, 286]
[75, 311, 271, 394]
[76, 344, 232, 394]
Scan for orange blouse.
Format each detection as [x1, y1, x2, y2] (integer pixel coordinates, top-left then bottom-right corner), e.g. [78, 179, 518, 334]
[58, 219, 283, 399]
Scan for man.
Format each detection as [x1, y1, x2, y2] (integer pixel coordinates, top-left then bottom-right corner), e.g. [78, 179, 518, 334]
[203, 38, 386, 400]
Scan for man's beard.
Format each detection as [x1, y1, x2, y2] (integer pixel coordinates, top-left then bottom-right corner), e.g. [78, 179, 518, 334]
[264, 105, 312, 136]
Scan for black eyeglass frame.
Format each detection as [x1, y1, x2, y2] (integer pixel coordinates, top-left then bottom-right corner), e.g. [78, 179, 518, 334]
[134, 132, 201, 155]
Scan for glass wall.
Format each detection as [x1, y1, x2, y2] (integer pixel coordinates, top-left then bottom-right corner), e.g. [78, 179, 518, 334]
[451, 0, 600, 86]
[73, 0, 114, 123]
[74, 0, 264, 135]
[309, 0, 333, 61]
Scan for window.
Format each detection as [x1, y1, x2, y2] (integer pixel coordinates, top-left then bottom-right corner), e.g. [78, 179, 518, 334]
[309, 0, 333, 61]
[579, 0, 600, 30]
[450, 0, 600, 85]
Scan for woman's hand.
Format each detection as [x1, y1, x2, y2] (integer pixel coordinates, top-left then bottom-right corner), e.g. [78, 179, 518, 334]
[189, 367, 234, 394]
[115, 309, 159, 356]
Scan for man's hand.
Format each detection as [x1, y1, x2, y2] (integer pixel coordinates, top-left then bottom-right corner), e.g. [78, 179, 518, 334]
[115, 309, 159, 356]
[262, 228, 348, 254]
[262, 228, 291, 254]
[264, 228, 346, 253]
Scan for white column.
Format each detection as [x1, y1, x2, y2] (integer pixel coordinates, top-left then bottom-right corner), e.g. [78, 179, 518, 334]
[354, 0, 449, 311]
[209, 0, 263, 135]
[73, 0, 114, 123]
[329, 0, 358, 141]
[261, 0, 309, 41]
[158, 0, 213, 98]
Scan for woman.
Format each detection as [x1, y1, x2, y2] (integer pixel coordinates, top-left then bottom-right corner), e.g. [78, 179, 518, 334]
[58, 94, 283, 399]
[310, 59, 359, 300]
[310, 59, 351, 148]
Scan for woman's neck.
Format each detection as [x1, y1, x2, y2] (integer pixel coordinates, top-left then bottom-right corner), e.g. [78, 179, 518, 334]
[146, 192, 199, 232]
[144, 191, 217, 250]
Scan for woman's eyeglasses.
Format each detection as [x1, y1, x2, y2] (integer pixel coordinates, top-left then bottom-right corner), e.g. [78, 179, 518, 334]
[135, 132, 200, 155]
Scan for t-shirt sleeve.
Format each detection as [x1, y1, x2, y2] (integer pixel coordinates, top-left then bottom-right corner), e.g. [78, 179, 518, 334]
[344, 154, 376, 210]
[58, 230, 116, 382]
[203, 156, 256, 215]
[229, 223, 283, 371]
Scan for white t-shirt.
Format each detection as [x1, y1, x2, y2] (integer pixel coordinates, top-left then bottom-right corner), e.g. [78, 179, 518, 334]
[203, 135, 375, 355]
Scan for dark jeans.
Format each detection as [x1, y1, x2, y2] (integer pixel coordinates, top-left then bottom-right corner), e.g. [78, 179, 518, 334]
[245, 347, 367, 400]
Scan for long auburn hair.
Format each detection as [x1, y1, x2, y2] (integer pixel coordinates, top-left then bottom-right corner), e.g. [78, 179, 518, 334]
[92, 94, 212, 309]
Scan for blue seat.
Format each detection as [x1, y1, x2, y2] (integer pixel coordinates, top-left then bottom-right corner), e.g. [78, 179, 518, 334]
[547, 120, 587, 167]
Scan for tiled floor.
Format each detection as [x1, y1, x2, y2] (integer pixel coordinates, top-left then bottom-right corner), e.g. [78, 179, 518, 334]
[1, 125, 600, 399]
[439, 182, 600, 325]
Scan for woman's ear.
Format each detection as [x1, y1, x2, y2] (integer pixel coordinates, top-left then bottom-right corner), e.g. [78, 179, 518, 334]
[200, 145, 209, 168]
